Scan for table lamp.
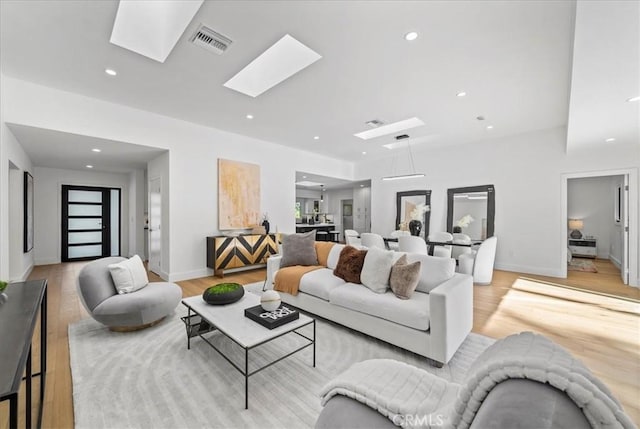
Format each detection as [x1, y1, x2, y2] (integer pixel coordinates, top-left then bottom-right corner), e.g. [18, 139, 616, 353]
[568, 219, 584, 239]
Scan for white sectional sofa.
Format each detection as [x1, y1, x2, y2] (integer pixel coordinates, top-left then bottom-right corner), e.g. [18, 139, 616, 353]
[265, 244, 473, 366]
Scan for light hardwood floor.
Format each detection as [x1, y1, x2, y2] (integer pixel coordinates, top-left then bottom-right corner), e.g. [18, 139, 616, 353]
[1, 262, 638, 428]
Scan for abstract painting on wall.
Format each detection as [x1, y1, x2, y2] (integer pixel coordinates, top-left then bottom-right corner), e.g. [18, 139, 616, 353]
[218, 158, 260, 230]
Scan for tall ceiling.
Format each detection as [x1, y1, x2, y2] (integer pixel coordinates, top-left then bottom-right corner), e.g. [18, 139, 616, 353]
[0, 1, 636, 168]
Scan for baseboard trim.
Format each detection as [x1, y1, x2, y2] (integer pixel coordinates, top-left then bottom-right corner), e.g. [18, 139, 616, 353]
[168, 269, 209, 283]
[494, 262, 564, 278]
[13, 264, 34, 282]
[35, 257, 60, 266]
[610, 255, 622, 269]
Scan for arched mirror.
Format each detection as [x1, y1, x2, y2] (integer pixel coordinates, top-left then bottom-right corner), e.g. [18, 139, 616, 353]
[447, 185, 495, 240]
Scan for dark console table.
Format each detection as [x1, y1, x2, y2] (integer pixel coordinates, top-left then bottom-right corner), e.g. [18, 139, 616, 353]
[0, 279, 48, 429]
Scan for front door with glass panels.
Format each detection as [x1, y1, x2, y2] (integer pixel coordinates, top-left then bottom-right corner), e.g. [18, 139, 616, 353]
[61, 185, 121, 262]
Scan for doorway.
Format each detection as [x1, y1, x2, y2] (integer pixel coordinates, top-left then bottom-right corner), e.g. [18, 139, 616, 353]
[61, 185, 121, 262]
[341, 199, 353, 237]
[148, 177, 162, 276]
[562, 169, 637, 291]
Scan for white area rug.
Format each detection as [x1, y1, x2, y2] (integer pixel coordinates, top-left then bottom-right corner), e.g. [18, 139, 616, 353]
[69, 283, 494, 429]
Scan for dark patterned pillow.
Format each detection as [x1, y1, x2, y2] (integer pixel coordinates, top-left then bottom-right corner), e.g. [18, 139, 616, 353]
[280, 231, 319, 268]
[333, 246, 368, 284]
[390, 254, 422, 299]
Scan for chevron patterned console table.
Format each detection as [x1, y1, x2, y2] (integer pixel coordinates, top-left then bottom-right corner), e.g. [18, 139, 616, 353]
[207, 234, 279, 277]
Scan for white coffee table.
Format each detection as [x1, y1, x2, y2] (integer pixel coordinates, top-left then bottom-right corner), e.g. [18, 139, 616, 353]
[181, 293, 316, 409]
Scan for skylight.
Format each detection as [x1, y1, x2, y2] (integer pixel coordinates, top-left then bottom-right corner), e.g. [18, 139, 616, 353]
[224, 34, 322, 97]
[110, 0, 204, 63]
[354, 117, 425, 140]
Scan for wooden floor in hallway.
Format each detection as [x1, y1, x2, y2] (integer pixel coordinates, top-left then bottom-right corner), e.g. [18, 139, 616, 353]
[527, 257, 639, 300]
[1, 261, 638, 428]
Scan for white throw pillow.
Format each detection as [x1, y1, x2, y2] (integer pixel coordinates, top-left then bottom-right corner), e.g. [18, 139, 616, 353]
[108, 255, 149, 294]
[360, 247, 403, 293]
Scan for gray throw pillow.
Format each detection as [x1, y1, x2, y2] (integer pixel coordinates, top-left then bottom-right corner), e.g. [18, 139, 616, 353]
[390, 254, 422, 300]
[280, 231, 319, 268]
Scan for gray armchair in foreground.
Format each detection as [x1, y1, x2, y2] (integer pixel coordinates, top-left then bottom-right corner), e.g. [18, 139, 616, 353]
[317, 331, 634, 429]
[76, 257, 182, 331]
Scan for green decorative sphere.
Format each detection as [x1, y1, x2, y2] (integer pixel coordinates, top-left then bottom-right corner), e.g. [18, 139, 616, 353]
[202, 282, 244, 305]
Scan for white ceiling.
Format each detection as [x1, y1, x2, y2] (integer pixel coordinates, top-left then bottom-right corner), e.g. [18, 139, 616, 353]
[566, 1, 640, 150]
[7, 124, 167, 174]
[0, 0, 590, 164]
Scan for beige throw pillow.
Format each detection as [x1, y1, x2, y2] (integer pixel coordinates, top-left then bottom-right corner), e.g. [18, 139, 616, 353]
[390, 254, 421, 300]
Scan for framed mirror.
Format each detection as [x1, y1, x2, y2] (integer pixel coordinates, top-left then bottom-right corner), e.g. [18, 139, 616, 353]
[447, 185, 495, 240]
[396, 190, 431, 238]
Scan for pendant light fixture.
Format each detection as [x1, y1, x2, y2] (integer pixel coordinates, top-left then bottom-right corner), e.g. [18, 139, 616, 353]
[382, 135, 425, 181]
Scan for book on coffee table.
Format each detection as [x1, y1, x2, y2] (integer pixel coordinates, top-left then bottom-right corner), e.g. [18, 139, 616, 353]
[244, 304, 299, 329]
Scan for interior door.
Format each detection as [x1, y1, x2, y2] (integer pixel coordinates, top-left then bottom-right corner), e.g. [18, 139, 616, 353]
[61, 185, 120, 262]
[342, 199, 353, 235]
[149, 177, 162, 275]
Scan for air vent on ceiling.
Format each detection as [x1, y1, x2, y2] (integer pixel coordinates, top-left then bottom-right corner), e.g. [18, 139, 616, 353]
[366, 119, 384, 128]
[190, 25, 232, 55]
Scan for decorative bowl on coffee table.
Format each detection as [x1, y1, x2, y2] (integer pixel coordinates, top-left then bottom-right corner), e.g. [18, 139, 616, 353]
[202, 282, 244, 305]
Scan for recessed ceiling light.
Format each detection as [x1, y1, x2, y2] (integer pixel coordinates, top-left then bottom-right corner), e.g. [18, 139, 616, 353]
[354, 117, 424, 140]
[360, 184, 365, 188]
[302, 175, 307, 179]
[92, 148, 102, 153]
[456, 91, 467, 97]
[105, 69, 117, 76]
[362, 151, 367, 155]
[86, 165, 94, 169]
[486, 125, 494, 130]
[605, 137, 616, 142]
[246, 114, 254, 119]
[626, 96, 640, 102]
[224, 34, 322, 97]
[404, 32, 418, 41]
[313, 136, 319, 140]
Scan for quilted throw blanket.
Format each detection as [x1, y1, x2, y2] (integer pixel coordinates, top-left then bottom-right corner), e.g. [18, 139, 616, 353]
[319, 332, 635, 429]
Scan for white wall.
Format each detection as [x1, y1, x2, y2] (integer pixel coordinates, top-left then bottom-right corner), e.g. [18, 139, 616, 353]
[0, 74, 34, 280]
[3, 76, 353, 282]
[33, 167, 130, 265]
[568, 176, 622, 259]
[356, 127, 639, 283]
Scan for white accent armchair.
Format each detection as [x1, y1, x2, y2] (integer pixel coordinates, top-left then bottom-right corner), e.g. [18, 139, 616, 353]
[458, 236, 498, 285]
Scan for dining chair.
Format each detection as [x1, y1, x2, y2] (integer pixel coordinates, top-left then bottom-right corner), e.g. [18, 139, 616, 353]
[398, 235, 428, 254]
[388, 230, 410, 250]
[451, 232, 472, 260]
[458, 236, 498, 285]
[428, 231, 454, 258]
[344, 229, 361, 247]
[360, 233, 386, 250]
